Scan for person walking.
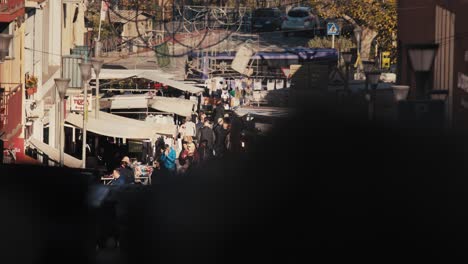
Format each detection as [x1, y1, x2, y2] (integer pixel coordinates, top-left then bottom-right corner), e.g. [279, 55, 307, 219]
[213, 101, 225, 124]
[159, 144, 177, 176]
[110, 169, 126, 186]
[196, 118, 216, 149]
[196, 112, 207, 134]
[214, 118, 230, 158]
[118, 156, 134, 184]
[184, 116, 197, 137]
[198, 139, 214, 163]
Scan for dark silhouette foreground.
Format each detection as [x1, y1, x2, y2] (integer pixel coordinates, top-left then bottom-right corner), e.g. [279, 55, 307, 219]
[1, 102, 468, 264]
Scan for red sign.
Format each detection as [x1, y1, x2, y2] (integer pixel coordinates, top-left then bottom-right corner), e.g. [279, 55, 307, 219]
[69, 95, 92, 112]
[3, 138, 25, 163]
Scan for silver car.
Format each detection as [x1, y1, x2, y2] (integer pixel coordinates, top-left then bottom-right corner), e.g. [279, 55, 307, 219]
[282, 7, 321, 36]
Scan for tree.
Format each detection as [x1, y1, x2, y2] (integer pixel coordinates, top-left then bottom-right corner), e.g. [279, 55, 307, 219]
[309, 0, 397, 61]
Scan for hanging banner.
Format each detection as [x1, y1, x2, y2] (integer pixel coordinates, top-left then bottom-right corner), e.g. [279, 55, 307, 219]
[231, 45, 254, 75]
[275, 79, 284, 90]
[69, 95, 93, 112]
[100, 0, 109, 21]
[253, 79, 262, 91]
[155, 43, 171, 68]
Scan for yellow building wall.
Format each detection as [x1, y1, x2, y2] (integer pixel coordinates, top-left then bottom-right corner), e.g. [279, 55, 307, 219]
[0, 22, 25, 87]
[62, 2, 86, 56]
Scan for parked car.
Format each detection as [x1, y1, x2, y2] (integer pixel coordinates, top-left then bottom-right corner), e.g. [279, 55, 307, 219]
[251, 8, 283, 32]
[282, 7, 322, 36]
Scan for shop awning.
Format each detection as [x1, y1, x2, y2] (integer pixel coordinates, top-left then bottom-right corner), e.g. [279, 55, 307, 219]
[27, 138, 83, 168]
[149, 97, 196, 117]
[234, 106, 289, 118]
[108, 94, 150, 110]
[93, 69, 205, 94]
[105, 94, 196, 117]
[65, 112, 176, 138]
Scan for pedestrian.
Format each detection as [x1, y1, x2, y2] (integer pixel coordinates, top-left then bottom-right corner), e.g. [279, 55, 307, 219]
[178, 142, 190, 175]
[118, 156, 134, 184]
[214, 117, 229, 157]
[196, 111, 207, 133]
[198, 139, 214, 163]
[221, 89, 230, 103]
[196, 118, 216, 149]
[213, 100, 225, 123]
[110, 169, 126, 186]
[159, 144, 176, 176]
[184, 116, 197, 137]
[150, 160, 162, 184]
[229, 115, 243, 153]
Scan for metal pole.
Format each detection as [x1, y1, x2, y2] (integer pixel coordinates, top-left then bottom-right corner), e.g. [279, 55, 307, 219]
[332, 35, 335, 49]
[95, 74, 99, 119]
[82, 82, 88, 168]
[344, 64, 349, 91]
[371, 84, 377, 121]
[59, 97, 64, 167]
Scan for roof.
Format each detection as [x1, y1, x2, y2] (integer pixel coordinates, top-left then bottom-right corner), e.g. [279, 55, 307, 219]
[109, 10, 153, 24]
[65, 112, 177, 138]
[93, 69, 205, 94]
[27, 138, 82, 168]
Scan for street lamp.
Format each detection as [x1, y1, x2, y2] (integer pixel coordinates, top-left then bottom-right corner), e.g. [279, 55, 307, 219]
[78, 62, 92, 169]
[365, 71, 381, 121]
[353, 27, 363, 75]
[407, 44, 438, 99]
[362, 60, 375, 92]
[342, 51, 353, 91]
[392, 85, 410, 102]
[91, 58, 104, 119]
[54, 78, 70, 167]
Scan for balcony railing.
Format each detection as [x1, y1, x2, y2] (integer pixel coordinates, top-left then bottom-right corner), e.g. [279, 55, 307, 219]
[0, 83, 22, 139]
[0, 0, 24, 22]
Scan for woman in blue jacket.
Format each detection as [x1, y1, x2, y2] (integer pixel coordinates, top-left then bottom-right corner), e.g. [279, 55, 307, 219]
[159, 144, 176, 176]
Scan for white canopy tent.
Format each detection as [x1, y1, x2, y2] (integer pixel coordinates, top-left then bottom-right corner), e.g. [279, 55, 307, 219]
[148, 97, 196, 118]
[105, 94, 196, 117]
[234, 106, 290, 118]
[27, 138, 83, 168]
[65, 112, 176, 139]
[93, 69, 204, 94]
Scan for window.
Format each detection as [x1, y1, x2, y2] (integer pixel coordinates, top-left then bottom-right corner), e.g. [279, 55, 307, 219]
[253, 9, 277, 18]
[1, 23, 15, 59]
[288, 10, 309, 18]
[63, 3, 67, 28]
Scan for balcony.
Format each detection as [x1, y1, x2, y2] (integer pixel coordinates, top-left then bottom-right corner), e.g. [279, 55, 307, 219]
[0, 0, 25, 23]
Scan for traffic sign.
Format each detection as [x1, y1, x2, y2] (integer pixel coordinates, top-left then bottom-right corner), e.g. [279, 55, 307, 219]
[281, 67, 291, 78]
[327, 23, 340, 36]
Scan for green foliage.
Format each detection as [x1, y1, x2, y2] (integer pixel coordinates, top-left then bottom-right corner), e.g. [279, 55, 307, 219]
[309, 0, 397, 57]
[308, 37, 356, 51]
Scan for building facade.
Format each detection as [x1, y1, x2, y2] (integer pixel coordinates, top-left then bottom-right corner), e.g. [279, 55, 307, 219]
[1, 0, 86, 164]
[398, 0, 468, 130]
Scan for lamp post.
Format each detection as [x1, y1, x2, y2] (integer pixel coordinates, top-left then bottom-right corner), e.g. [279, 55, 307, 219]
[365, 71, 381, 121]
[91, 58, 104, 119]
[407, 44, 438, 99]
[392, 85, 410, 102]
[54, 78, 70, 167]
[342, 51, 353, 92]
[78, 62, 92, 169]
[362, 60, 375, 93]
[353, 27, 363, 76]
